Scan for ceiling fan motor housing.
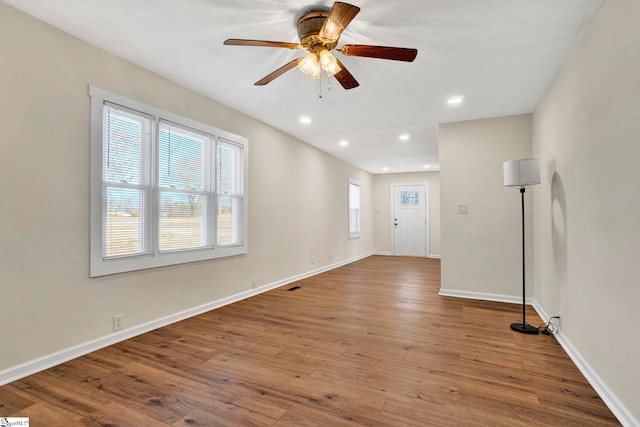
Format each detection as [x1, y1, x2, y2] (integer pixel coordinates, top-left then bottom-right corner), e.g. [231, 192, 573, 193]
[297, 10, 337, 51]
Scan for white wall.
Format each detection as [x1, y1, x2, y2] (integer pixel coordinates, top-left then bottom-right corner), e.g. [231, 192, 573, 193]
[0, 3, 372, 374]
[532, 0, 640, 421]
[439, 115, 533, 297]
[372, 172, 440, 257]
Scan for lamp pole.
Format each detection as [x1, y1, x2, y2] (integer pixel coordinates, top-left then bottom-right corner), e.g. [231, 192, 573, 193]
[510, 187, 538, 334]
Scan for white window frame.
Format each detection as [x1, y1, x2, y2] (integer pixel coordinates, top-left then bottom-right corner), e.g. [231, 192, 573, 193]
[348, 178, 361, 239]
[89, 86, 248, 277]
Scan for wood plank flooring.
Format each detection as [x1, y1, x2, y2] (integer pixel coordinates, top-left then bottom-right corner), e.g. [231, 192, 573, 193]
[0, 256, 620, 426]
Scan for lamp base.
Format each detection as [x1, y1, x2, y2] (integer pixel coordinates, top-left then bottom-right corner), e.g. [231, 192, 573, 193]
[510, 322, 539, 334]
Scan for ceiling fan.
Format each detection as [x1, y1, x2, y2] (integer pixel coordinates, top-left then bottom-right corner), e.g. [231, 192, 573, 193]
[224, 2, 418, 90]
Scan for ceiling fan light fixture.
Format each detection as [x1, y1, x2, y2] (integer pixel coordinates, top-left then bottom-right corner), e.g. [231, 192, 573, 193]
[319, 50, 341, 77]
[298, 52, 321, 79]
[320, 22, 342, 43]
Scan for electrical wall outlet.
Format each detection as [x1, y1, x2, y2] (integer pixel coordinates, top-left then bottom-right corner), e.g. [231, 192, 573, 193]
[457, 203, 469, 214]
[310, 256, 314, 264]
[113, 314, 124, 331]
[252, 279, 257, 289]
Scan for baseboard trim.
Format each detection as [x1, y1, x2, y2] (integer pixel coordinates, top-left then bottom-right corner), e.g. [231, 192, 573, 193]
[438, 288, 534, 305]
[530, 302, 637, 427]
[371, 251, 440, 259]
[372, 251, 392, 256]
[440, 289, 638, 427]
[0, 252, 374, 386]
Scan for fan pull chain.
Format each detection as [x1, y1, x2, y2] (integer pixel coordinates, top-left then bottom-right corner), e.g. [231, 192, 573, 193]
[318, 73, 323, 98]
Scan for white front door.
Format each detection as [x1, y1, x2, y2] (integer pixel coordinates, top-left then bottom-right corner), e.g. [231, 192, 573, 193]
[392, 184, 428, 257]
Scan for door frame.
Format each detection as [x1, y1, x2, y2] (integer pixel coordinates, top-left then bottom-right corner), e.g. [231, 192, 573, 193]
[390, 182, 429, 257]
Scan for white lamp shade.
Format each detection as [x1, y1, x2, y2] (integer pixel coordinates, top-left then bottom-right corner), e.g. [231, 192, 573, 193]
[503, 159, 540, 188]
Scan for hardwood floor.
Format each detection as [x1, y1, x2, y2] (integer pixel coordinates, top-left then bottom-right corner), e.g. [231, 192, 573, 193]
[0, 256, 620, 426]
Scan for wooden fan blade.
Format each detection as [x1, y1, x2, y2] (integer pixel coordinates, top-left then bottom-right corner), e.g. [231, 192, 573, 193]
[333, 59, 359, 90]
[319, 2, 360, 42]
[254, 58, 303, 86]
[224, 39, 302, 49]
[340, 44, 418, 62]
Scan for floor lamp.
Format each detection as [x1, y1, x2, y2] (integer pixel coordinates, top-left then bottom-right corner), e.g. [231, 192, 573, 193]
[503, 159, 540, 334]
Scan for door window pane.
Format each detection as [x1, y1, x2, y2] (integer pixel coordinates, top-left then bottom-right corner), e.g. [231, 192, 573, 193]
[400, 190, 419, 205]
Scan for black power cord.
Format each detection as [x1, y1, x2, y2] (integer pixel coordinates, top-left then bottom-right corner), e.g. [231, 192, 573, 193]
[538, 316, 560, 335]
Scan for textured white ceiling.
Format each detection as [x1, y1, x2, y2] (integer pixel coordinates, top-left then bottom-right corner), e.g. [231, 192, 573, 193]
[4, 0, 604, 173]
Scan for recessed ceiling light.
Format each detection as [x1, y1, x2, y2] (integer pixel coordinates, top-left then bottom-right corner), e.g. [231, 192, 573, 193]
[399, 133, 410, 142]
[299, 116, 312, 124]
[339, 140, 349, 147]
[447, 96, 464, 105]
[424, 164, 431, 169]
[382, 167, 389, 171]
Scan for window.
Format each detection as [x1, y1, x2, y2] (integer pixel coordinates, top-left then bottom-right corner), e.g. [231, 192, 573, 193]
[90, 86, 247, 277]
[217, 140, 244, 246]
[348, 179, 360, 238]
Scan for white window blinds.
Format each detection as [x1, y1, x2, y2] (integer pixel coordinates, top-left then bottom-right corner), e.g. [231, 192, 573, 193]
[158, 120, 213, 252]
[349, 180, 360, 238]
[102, 103, 152, 258]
